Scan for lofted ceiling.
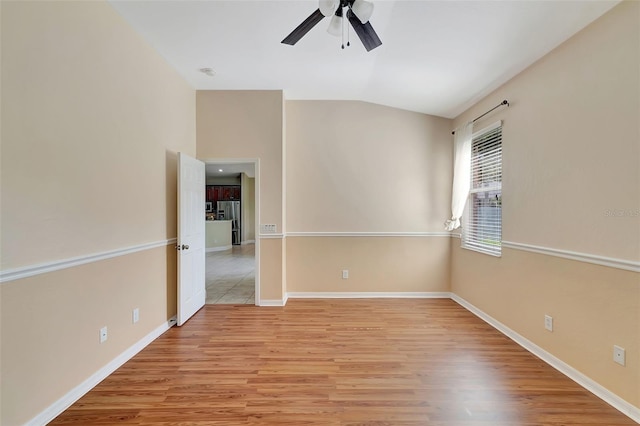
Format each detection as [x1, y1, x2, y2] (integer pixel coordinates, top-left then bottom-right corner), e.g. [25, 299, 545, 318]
[109, 0, 618, 118]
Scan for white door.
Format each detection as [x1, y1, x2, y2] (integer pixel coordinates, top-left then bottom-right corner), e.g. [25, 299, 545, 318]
[177, 152, 206, 326]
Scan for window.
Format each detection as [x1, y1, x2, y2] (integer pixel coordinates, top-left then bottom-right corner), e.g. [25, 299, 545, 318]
[462, 123, 502, 256]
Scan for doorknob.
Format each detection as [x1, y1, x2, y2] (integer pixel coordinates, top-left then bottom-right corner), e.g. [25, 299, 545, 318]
[175, 244, 190, 251]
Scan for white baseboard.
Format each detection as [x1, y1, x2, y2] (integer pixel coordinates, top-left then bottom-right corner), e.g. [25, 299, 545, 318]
[241, 240, 255, 245]
[25, 294, 640, 425]
[259, 291, 452, 307]
[287, 291, 452, 299]
[259, 299, 287, 307]
[450, 294, 640, 424]
[205, 245, 232, 253]
[27, 316, 177, 426]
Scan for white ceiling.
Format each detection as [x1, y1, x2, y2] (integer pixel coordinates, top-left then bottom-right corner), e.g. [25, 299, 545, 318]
[205, 162, 255, 179]
[109, 0, 618, 118]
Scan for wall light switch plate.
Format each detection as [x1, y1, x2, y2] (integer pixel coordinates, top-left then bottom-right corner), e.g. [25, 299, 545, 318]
[260, 224, 276, 233]
[133, 308, 140, 324]
[99, 326, 108, 343]
[342, 269, 349, 279]
[544, 315, 553, 332]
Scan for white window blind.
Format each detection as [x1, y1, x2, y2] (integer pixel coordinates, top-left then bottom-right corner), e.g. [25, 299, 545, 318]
[462, 122, 502, 256]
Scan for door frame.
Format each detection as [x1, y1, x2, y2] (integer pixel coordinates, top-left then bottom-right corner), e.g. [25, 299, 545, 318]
[202, 158, 260, 305]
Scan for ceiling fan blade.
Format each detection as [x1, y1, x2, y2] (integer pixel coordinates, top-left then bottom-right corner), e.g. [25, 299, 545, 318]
[282, 9, 326, 46]
[346, 9, 382, 51]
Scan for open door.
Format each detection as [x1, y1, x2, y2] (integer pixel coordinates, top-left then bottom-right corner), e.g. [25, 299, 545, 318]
[177, 152, 206, 326]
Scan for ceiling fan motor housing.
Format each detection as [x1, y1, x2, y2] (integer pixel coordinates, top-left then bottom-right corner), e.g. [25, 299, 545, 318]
[282, 0, 381, 51]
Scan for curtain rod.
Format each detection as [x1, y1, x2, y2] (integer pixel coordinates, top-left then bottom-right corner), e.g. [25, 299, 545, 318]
[451, 99, 509, 135]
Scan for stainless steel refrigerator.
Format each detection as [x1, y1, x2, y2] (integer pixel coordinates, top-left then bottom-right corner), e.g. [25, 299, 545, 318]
[216, 201, 241, 245]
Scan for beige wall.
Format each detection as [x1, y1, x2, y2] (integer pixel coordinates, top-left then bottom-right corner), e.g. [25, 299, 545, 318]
[1, 2, 194, 270]
[241, 174, 256, 243]
[285, 101, 452, 293]
[452, 246, 639, 406]
[197, 91, 283, 231]
[196, 91, 284, 301]
[259, 238, 284, 301]
[287, 237, 450, 293]
[2, 246, 177, 424]
[451, 1, 639, 408]
[454, 3, 639, 262]
[0, 1, 195, 424]
[286, 101, 452, 232]
[2, 1, 636, 423]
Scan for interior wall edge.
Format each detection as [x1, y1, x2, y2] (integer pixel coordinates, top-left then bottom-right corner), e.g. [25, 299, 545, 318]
[0, 239, 178, 284]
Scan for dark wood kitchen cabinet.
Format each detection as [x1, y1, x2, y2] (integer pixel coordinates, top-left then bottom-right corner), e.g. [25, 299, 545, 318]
[206, 185, 241, 207]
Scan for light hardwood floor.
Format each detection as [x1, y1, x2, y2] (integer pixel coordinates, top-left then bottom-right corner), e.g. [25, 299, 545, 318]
[206, 244, 255, 305]
[51, 299, 635, 425]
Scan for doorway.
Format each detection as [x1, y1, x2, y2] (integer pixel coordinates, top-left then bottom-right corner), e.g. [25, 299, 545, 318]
[203, 160, 258, 305]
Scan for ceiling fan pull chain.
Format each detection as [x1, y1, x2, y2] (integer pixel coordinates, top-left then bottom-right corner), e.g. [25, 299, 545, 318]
[341, 5, 345, 49]
[281, 0, 381, 52]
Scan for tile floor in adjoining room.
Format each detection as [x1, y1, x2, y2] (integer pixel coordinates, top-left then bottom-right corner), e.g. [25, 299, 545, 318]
[205, 244, 255, 304]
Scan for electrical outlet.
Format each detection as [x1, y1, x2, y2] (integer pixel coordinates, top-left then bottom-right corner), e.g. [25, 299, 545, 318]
[260, 224, 277, 233]
[99, 326, 108, 343]
[342, 269, 349, 279]
[133, 308, 140, 324]
[544, 315, 553, 332]
[613, 345, 625, 366]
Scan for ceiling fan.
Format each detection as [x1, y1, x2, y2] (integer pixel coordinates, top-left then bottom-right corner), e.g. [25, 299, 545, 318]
[281, 0, 382, 52]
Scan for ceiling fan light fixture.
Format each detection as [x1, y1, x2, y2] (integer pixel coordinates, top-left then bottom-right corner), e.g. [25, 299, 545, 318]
[319, 0, 338, 17]
[351, 0, 374, 23]
[327, 14, 343, 36]
[282, 0, 381, 51]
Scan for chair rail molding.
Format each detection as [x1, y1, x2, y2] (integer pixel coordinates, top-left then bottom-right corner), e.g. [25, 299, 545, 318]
[501, 240, 640, 273]
[286, 231, 452, 237]
[0, 239, 178, 284]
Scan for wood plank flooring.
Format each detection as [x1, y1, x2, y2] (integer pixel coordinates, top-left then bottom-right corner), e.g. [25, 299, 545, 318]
[51, 299, 636, 425]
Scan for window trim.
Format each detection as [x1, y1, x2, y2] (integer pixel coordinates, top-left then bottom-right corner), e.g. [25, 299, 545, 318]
[461, 121, 503, 257]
